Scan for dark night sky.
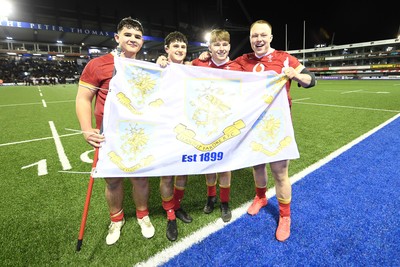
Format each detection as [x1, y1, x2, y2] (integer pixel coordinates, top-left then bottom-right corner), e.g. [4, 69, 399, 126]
[13, 0, 400, 53]
[86, 0, 399, 52]
[222, 1, 399, 51]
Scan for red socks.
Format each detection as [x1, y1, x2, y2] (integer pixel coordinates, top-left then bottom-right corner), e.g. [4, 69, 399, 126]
[110, 209, 124, 222]
[173, 187, 185, 210]
[162, 198, 176, 220]
[136, 209, 149, 220]
[219, 186, 230, 203]
[255, 187, 267, 199]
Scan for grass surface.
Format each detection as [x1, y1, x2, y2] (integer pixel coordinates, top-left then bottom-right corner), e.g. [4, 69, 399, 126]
[0, 80, 399, 266]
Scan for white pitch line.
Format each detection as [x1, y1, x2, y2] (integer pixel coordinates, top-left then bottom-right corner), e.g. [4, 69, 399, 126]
[49, 121, 71, 170]
[341, 89, 362, 94]
[0, 100, 75, 108]
[323, 89, 390, 94]
[292, 97, 311, 102]
[292, 101, 400, 113]
[58, 170, 91, 174]
[0, 133, 80, 147]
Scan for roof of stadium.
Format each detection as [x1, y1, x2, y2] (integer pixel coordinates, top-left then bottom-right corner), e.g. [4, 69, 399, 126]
[1, 0, 251, 59]
[3, 0, 399, 58]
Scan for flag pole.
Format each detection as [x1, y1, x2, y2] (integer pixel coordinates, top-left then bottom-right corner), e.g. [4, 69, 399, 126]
[285, 23, 288, 51]
[303, 20, 306, 65]
[76, 147, 99, 252]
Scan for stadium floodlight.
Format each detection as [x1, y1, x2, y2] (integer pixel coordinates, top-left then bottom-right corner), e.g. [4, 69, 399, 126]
[398, 24, 400, 39]
[0, 0, 12, 20]
[204, 31, 211, 45]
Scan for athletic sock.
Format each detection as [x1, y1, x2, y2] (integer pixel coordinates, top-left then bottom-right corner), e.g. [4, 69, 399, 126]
[277, 197, 291, 217]
[207, 184, 217, 197]
[110, 209, 124, 222]
[255, 186, 267, 198]
[219, 185, 230, 203]
[173, 186, 185, 210]
[136, 209, 149, 220]
[162, 197, 176, 220]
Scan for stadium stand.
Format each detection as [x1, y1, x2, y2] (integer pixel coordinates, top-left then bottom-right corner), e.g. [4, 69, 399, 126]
[288, 38, 400, 80]
[1, 1, 399, 83]
[0, 0, 212, 84]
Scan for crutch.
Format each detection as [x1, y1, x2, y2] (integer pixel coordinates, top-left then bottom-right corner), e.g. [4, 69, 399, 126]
[76, 147, 99, 252]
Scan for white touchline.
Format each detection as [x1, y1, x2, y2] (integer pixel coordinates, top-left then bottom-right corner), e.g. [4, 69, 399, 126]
[49, 121, 71, 170]
[42, 99, 47, 107]
[134, 112, 400, 267]
[341, 89, 362, 94]
[293, 101, 400, 113]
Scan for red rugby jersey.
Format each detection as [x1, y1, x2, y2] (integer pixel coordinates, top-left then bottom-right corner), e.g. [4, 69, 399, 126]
[79, 53, 115, 128]
[234, 50, 304, 107]
[192, 57, 242, 71]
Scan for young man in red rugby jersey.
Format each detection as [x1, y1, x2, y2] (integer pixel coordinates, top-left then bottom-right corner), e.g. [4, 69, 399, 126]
[198, 20, 316, 241]
[75, 17, 155, 245]
[234, 20, 316, 242]
[158, 31, 193, 242]
[191, 29, 241, 223]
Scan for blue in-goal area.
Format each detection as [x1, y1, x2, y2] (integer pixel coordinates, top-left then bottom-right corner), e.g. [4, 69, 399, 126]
[161, 115, 400, 266]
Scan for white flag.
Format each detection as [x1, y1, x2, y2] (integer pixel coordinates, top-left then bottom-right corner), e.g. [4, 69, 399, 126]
[92, 57, 299, 178]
